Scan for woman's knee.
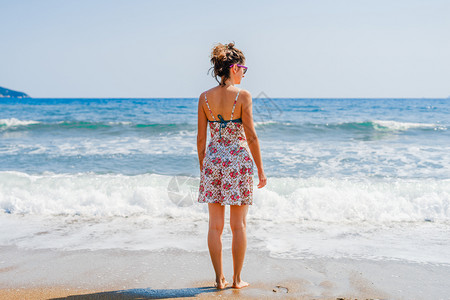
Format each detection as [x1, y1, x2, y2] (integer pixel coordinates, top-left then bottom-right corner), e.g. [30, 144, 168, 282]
[209, 220, 225, 233]
[230, 205, 248, 232]
[230, 219, 246, 232]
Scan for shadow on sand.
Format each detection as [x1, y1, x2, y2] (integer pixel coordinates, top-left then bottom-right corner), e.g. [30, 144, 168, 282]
[50, 286, 222, 299]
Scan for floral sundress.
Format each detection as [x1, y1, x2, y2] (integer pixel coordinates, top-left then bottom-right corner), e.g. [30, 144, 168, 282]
[198, 89, 254, 206]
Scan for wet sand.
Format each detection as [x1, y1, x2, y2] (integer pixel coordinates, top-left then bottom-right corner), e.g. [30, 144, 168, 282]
[0, 245, 449, 299]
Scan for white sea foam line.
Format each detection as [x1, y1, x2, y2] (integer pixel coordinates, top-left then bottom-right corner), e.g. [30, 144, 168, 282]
[266, 140, 450, 177]
[1, 172, 449, 223]
[254, 120, 278, 127]
[0, 118, 40, 128]
[0, 213, 207, 252]
[1, 212, 449, 265]
[0, 172, 207, 217]
[2, 138, 449, 179]
[257, 120, 448, 131]
[1, 138, 449, 179]
[0, 173, 449, 264]
[372, 120, 444, 131]
[0, 136, 197, 156]
[257, 221, 450, 264]
[107, 121, 132, 125]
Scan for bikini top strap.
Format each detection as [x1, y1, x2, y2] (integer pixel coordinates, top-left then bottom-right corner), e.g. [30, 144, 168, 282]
[204, 93, 216, 121]
[230, 89, 240, 119]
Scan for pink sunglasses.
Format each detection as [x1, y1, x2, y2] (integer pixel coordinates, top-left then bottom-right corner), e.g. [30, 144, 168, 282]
[229, 64, 248, 74]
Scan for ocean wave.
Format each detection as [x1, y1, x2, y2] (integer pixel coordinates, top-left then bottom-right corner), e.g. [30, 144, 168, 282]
[319, 120, 446, 132]
[254, 120, 278, 127]
[1, 118, 446, 134]
[0, 118, 41, 128]
[1, 171, 448, 224]
[372, 120, 445, 131]
[238, 120, 447, 132]
[1, 171, 449, 263]
[0, 120, 196, 133]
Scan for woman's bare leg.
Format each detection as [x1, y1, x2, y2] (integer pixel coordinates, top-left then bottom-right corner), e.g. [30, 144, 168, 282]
[207, 203, 228, 289]
[230, 204, 250, 289]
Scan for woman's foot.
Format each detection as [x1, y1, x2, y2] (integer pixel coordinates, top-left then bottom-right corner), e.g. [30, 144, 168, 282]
[214, 277, 229, 289]
[232, 280, 249, 289]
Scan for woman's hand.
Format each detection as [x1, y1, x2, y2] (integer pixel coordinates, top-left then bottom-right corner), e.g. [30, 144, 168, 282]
[199, 155, 205, 173]
[257, 169, 267, 188]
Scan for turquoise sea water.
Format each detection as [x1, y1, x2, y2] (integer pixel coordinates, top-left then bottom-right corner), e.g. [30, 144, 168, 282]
[0, 97, 449, 264]
[1, 98, 448, 178]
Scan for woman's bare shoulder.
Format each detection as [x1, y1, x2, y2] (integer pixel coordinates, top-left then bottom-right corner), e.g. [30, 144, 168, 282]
[239, 89, 252, 103]
[199, 87, 216, 99]
[198, 90, 209, 101]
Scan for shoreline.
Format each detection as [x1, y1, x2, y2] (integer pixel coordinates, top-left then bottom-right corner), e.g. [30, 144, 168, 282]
[1, 246, 449, 299]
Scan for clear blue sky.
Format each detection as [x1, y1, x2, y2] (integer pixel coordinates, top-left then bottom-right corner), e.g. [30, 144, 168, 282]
[1, 0, 449, 98]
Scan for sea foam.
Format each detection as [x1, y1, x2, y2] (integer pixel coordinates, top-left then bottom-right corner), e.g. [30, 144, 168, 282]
[1, 171, 449, 264]
[0, 118, 40, 129]
[372, 120, 445, 131]
[1, 171, 448, 224]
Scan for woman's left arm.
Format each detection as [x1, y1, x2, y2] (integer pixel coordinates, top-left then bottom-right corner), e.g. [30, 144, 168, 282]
[197, 93, 208, 172]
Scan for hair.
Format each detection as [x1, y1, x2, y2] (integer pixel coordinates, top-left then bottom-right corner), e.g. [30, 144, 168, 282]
[208, 41, 246, 86]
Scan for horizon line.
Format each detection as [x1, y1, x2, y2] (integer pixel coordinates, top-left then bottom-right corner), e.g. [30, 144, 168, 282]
[2, 96, 450, 100]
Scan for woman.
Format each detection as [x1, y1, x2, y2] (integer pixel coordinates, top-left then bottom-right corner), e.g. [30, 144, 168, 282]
[197, 42, 267, 290]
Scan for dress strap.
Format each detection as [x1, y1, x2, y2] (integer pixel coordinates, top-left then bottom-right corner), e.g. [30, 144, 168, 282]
[204, 93, 216, 121]
[230, 89, 240, 119]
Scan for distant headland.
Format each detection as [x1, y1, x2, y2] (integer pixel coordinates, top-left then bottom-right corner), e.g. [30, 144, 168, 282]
[0, 86, 30, 98]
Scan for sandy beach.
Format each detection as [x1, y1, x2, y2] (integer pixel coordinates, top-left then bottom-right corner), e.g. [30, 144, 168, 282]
[1, 245, 448, 300]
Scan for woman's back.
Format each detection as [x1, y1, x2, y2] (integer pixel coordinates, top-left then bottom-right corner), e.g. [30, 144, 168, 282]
[203, 86, 242, 121]
[198, 85, 254, 206]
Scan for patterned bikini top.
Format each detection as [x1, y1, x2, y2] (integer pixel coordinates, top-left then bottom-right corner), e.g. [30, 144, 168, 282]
[205, 90, 241, 139]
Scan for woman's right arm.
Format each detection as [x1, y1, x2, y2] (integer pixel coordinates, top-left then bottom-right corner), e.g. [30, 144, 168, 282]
[197, 92, 208, 173]
[240, 90, 267, 189]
